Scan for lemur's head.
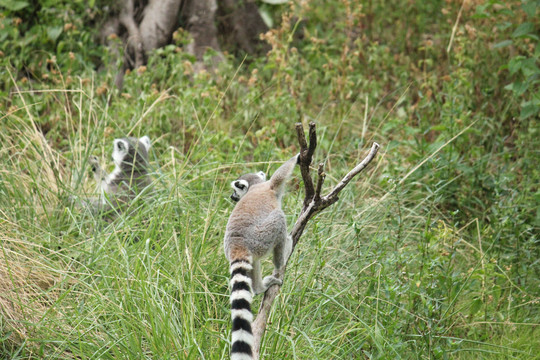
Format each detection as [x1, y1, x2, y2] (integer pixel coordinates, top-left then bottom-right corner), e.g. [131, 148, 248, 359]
[230, 171, 266, 202]
[112, 136, 151, 170]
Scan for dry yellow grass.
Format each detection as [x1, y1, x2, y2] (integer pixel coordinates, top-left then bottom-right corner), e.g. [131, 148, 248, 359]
[0, 230, 62, 342]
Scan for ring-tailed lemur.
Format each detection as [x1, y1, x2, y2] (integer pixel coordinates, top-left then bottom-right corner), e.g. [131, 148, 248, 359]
[230, 171, 266, 202]
[86, 135, 151, 213]
[224, 154, 298, 360]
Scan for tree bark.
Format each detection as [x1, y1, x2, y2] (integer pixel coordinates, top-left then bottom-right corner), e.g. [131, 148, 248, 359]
[115, 0, 145, 88]
[139, 0, 183, 52]
[183, 0, 223, 69]
[218, 0, 269, 55]
[101, 0, 272, 86]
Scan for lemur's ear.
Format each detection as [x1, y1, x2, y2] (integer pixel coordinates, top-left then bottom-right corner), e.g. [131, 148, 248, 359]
[257, 171, 266, 181]
[114, 139, 129, 153]
[139, 136, 151, 151]
[232, 179, 248, 190]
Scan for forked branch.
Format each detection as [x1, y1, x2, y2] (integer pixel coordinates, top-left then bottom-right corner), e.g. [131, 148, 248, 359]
[295, 122, 317, 210]
[251, 122, 380, 358]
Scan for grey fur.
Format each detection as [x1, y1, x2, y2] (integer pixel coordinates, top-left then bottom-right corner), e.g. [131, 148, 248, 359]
[224, 154, 298, 359]
[225, 154, 299, 293]
[230, 171, 266, 202]
[86, 136, 151, 214]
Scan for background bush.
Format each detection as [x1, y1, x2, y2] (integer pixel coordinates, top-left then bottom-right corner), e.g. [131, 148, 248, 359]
[0, 0, 538, 359]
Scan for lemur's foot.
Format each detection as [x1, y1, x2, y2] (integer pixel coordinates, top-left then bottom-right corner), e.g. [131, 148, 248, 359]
[262, 275, 283, 289]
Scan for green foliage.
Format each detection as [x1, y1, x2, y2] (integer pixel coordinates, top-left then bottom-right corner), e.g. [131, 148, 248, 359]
[1, 0, 539, 359]
[0, 0, 103, 81]
[494, 0, 539, 120]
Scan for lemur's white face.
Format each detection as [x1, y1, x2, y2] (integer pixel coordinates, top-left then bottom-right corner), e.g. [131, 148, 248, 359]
[112, 139, 129, 167]
[230, 179, 249, 202]
[230, 171, 266, 202]
[112, 136, 151, 167]
[139, 136, 151, 152]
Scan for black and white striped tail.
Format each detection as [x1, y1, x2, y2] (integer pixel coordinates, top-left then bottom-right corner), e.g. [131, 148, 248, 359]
[230, 258, 254, 360]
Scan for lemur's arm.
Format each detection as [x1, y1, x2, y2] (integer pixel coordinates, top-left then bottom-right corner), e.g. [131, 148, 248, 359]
[82, 156, 114, 213]
[89, 156, 107, 182]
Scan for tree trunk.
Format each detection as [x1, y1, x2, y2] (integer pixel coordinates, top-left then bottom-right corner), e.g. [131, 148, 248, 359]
[99, 0, 271, 87]
[139, 0, 183, 52]
[183, 0, 224, 69]
[218, 0, 269, 55]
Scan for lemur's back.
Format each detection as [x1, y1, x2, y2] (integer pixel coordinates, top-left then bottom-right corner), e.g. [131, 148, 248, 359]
[226, 182, 279, 232]
[224, 154, 298, 360]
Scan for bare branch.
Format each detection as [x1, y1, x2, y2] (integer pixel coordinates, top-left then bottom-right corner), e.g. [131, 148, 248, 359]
[291, 142, 380, 245]
[251, 123, 380, 359]
[295, 123, 314, 206]
[251, 268, 284, 359]
[290, 199, 320, 247]
[322, 142, 380, 203]
[306, 122, 317, 160]
[295, 122, 317, 210]
[314, 163, 325, 203]
[295, 122, 308, 153]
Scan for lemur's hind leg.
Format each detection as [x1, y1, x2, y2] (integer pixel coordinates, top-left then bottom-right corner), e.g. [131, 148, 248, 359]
[262, 271, 283, 292]
[273, 234, 292, 273]
[259, 209, 290, 291]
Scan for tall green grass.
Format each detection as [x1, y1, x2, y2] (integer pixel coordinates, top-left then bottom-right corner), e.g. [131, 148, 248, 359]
[1, 0, 539, 359]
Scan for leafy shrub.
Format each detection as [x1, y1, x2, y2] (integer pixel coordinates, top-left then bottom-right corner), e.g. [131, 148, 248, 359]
[0, 0, 538, 358]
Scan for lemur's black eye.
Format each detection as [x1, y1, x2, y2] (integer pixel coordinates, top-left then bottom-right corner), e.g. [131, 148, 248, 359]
[235, 182, 246, 190]
[116, 141, 125, 151]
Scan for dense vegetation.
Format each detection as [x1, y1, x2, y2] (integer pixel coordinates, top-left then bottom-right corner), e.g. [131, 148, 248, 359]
[1, 0, 538, 358]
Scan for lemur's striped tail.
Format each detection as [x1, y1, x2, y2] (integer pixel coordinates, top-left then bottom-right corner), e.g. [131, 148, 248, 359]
[230, 258, 254, 360]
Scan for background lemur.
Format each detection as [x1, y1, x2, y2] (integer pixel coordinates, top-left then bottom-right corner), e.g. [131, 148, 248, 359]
[224, 154, 298, 360]
[86, 135, 151, 213]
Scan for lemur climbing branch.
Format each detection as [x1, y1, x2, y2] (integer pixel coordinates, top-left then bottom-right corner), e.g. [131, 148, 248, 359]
[251, 122, 380, 359]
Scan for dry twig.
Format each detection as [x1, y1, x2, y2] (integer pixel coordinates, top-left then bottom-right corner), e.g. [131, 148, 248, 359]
[251, 122, 380, 358]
